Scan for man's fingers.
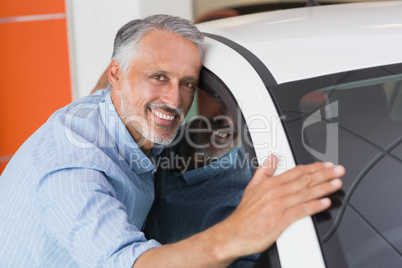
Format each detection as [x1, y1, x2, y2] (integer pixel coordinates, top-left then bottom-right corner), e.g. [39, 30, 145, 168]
[268, 162, 344, 189]
[275, 178, 342, 212]
[266, 163, 343, 212]
[284, 197, 333, 225]
[301, 165, 344, 188]
[227, 161, 345, 257]
[270, 165, 344, 199]
[272, 162, 334, 185]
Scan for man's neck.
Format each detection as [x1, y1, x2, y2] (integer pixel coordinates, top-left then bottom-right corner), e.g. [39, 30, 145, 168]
[110, 90, 154, 156]
[125, 122, 154, 156]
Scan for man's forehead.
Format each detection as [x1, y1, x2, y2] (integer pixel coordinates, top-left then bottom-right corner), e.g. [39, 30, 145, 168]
[138, 56, 201, 79]
[138, 30, 198, 53]
[128, 31, 201, 78]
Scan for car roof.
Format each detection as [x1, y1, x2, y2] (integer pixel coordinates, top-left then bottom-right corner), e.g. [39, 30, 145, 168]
[197, 1, 402, 84]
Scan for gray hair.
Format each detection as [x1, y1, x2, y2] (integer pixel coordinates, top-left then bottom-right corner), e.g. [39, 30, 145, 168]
[112, 14, 205, 74]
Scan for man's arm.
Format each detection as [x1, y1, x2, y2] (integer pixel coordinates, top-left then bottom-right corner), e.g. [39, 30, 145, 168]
[37, 168, 161, 267]
[135, 155, 344, 267]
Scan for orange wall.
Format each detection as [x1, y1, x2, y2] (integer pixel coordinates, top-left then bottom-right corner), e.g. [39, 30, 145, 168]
[0, 0, 72, 174]
[0, 0, 65, 17]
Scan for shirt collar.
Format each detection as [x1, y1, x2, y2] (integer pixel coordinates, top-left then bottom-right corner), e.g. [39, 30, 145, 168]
[182, 147, 239, 186]
[99, 92, 163, 174]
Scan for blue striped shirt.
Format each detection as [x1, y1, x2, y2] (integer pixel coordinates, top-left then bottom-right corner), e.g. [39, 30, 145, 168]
[145, 148, 250, 243]
[144, 147, 258, 267]
[0, 91, 161, 267]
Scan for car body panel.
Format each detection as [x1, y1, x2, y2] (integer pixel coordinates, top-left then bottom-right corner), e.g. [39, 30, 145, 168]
[198, 2, 402, 267]
[197, 1, 402, 84]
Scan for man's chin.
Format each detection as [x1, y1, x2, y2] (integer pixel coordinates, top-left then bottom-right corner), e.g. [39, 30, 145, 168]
[139, 133, 173, 146]
[133, 123, 182, 145]
[146, 130, 179, 146]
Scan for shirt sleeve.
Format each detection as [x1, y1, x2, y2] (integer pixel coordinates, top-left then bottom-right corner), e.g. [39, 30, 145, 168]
[36, 167, 161, 267]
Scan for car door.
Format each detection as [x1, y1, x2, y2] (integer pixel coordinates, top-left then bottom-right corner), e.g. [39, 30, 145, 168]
[201, 36, 327, 267]
[271, 63, 402, 268]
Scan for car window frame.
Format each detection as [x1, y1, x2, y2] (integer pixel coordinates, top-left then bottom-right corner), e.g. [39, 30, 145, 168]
[200, 67, 282, 268]
[269, 62, 402, 268]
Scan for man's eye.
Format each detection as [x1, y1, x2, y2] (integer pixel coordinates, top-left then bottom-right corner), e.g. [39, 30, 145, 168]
[182, 82, 196, 89]
[152, 75, 166, 81]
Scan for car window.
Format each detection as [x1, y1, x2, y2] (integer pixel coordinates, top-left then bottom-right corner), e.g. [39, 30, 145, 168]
[271, 63, 402, 267]
[144, 68, 261, 267]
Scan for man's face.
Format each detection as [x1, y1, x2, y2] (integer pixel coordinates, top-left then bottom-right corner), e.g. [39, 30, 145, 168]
[112, 31, 201, 146]
[188, 88, 240, 159]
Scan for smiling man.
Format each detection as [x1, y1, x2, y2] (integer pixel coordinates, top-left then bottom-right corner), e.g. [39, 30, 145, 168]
[110, 29, 201, 153]
[0, 14, 344, 267]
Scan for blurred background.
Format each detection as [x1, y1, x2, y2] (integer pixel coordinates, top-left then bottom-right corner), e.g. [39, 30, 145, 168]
[0, 0, 388, 173]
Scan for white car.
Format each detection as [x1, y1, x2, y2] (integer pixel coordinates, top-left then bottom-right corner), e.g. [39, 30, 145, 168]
[158, 2, 402, 267]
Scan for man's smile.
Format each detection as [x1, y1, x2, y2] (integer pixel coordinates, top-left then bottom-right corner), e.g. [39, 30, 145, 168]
[150, 108, 176, 121]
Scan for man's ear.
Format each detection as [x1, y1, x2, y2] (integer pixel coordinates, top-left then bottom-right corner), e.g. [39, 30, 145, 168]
[108, 60, 122, 90]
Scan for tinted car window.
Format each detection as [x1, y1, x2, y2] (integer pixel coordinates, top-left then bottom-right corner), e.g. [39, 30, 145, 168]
[271, 63, 402, 267]
[144, 68, 259, 267]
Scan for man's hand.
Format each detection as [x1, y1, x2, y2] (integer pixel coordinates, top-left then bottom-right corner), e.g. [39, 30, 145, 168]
[217, 155, 344, 259]
[134, 155, 344, 267]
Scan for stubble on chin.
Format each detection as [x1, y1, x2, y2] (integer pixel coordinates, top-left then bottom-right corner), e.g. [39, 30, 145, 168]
[123, 104, 184, 146]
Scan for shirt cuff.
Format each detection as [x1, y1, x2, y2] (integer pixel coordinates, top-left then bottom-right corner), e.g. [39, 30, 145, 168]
[106, 239, 161, 268]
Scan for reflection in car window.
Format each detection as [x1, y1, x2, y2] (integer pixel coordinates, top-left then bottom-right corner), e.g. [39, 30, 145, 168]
[144, 69, 258, 267]
[272, 64, 402, 268]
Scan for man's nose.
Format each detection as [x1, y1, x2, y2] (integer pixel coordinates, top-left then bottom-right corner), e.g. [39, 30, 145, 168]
[161, 83, 181, 109]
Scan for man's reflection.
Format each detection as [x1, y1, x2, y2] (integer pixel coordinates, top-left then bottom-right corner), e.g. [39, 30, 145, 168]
[191, 88, 239, 157]
[145, 87, 256, 266]
[177, 88, 240, 171]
